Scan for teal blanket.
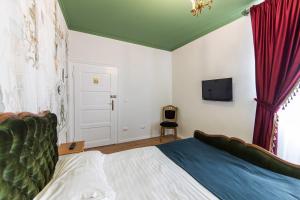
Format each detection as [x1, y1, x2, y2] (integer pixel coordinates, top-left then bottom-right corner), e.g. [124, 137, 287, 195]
[157, 138, 300, 200]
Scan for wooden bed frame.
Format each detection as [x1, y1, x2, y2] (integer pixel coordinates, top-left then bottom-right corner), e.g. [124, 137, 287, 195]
[0, 111, 51, 123]
[194, 130, 300, 179]
[0, 111, 299, 200]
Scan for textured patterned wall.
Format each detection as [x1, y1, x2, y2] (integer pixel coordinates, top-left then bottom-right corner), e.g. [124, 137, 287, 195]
[0, 0, 69, 135]
[0, 88, 4, 112]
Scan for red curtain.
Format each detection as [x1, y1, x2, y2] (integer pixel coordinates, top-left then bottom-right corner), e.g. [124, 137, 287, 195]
[250, 0, 300, 154]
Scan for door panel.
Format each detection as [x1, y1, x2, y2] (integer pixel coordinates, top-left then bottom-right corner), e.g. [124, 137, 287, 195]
[80, 91, 111, 110]
[80, 92, 110, 109]
[80, 110, 111, 125]
[74, 63, 118, 148]
[81, 127, 111, 147]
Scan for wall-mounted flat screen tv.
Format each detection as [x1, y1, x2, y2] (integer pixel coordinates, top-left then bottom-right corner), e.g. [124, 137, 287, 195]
[202, 78, 233, 101]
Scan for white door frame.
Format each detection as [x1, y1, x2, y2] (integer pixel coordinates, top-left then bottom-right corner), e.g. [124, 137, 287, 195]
[73, 62, 118, 147]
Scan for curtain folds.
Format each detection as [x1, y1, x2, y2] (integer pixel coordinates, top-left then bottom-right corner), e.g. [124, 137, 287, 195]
[250, 0, 300, 154]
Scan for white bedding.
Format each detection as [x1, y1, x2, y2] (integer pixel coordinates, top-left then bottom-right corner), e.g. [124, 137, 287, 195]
[35, 147, 218, 200]
[34, 151, 115, 200]
[104, 146, 217, 200]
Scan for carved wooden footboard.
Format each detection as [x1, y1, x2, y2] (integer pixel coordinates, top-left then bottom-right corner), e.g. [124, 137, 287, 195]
[194, 130, 300, 179]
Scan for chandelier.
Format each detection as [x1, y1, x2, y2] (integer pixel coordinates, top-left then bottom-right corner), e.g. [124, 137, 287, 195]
[191, 0, 213, 16]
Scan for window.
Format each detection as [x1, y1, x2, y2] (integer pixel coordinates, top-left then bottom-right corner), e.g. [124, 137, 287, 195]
[277, 87, 300, 164]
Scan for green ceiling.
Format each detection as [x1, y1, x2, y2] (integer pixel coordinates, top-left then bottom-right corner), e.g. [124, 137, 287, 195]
[58, 0, 256, 51]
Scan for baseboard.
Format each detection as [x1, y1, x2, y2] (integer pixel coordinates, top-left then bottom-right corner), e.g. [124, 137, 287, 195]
[118, 135, 151, 143]
[116, 133, 186, 144]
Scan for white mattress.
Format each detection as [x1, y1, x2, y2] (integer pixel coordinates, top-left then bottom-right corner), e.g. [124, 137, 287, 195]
[104, 146, 217, 200]
[35, 147, 218, 200]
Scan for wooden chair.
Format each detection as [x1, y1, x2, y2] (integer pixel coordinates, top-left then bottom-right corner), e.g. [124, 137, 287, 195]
[160, 105, 178, 141]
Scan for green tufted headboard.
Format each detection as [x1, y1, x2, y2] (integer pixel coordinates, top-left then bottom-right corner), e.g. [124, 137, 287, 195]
[194, 130, 300, 180]
[0, 112, 58, 200]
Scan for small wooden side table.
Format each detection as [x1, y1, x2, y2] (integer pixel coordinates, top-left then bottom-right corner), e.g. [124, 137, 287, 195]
[58, 141, 85, 156]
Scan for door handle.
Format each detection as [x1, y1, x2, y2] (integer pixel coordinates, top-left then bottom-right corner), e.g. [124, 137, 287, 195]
[111, 100, 114, 111]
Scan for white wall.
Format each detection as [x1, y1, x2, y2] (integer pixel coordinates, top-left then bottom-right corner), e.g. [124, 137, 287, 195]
[172, 17, 256, 142]
[0, 89, 4, 112]
[68, 31, 172, 143]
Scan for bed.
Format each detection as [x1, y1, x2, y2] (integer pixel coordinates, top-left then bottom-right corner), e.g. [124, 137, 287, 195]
[0, 112, 299, 200]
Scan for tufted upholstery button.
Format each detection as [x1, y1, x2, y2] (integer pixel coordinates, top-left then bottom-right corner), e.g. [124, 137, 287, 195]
[0, 113, 58, 200]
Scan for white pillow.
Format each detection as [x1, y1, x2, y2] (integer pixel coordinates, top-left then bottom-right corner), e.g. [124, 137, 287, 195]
[34, 151, 115, 200]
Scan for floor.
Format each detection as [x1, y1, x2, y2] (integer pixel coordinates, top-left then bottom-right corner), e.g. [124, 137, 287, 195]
[87, 135, 180, 154]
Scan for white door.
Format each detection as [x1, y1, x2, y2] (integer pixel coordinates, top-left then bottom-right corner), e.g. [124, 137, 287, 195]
[74, 63, 118, 148]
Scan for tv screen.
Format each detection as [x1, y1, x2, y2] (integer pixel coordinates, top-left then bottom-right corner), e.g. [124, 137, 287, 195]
[202, 78, 233, 101]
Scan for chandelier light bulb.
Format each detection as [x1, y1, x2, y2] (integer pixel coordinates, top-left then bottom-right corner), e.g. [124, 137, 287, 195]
[191, 0, 196, 9]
